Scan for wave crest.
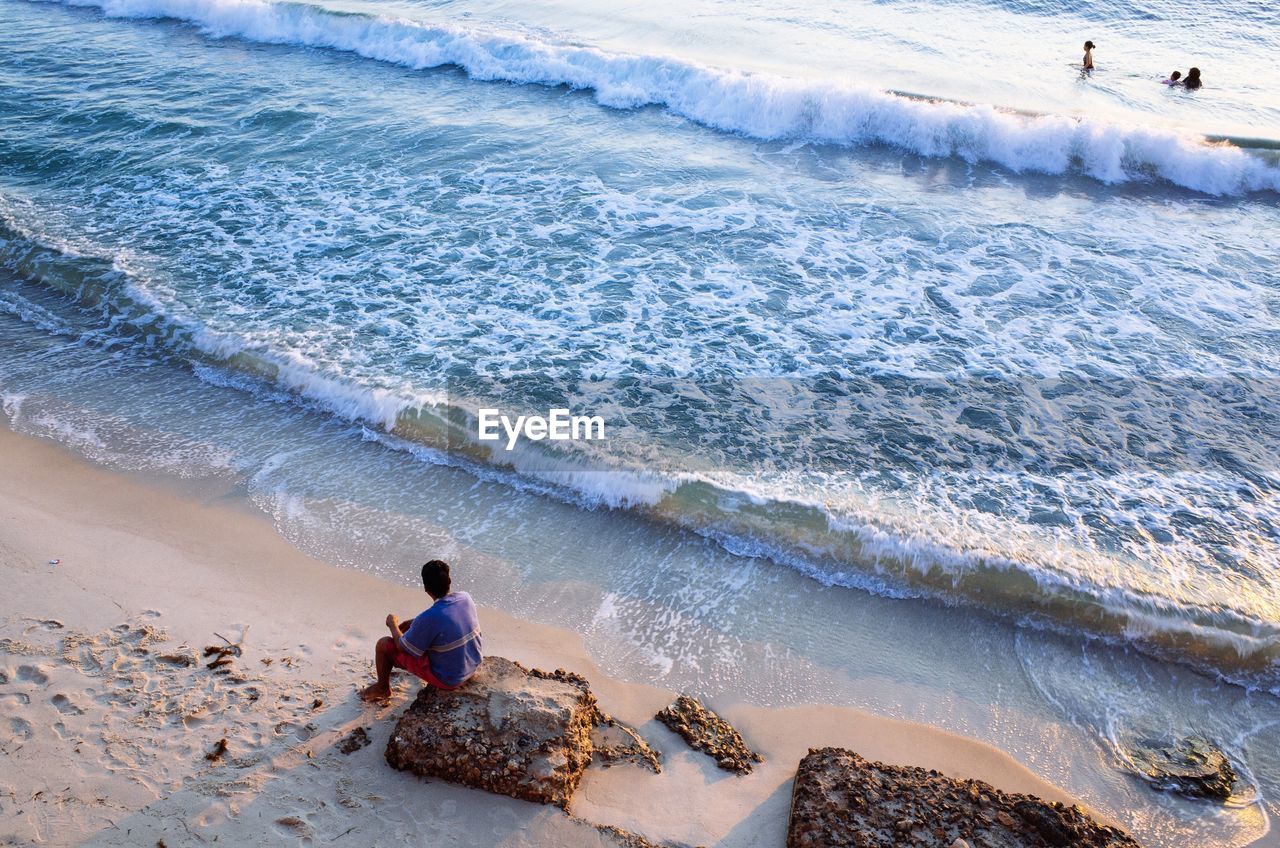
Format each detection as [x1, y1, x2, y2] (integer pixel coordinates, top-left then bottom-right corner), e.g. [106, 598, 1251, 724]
[41, 0, 1280, 196]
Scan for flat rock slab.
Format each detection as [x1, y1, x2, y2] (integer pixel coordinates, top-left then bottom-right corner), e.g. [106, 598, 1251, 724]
[385, 657, 596, 809]
[656, 695, 762, 775]
[787, 747, 1141, 848]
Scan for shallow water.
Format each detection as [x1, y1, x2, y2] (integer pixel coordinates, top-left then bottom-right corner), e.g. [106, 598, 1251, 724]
[2, 0, 1279, 843]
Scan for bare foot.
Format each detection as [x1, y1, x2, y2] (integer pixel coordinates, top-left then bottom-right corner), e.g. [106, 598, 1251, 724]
[359, 683, 391, 703]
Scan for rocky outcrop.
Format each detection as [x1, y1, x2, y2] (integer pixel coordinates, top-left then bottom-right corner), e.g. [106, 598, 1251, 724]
[385, 657, 596, 809]
[655, 695, 762, 775]
[787, 747, 1141, 848]
[1128, 736, 1238, 801]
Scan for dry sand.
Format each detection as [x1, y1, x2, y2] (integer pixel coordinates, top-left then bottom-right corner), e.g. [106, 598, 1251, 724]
[0, 426, 1089, 847]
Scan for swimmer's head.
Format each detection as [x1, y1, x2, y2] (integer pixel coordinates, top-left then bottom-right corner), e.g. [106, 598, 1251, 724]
[1170, 70, 1182, 81]
[1084, 41, 1095, 50]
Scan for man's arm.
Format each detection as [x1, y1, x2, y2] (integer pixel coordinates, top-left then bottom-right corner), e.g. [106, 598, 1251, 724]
[390, 612, 435, 658]
[386, 614, 411, 652]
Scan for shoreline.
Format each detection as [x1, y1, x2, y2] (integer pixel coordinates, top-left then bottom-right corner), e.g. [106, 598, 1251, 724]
[0, 425, 1147, 845]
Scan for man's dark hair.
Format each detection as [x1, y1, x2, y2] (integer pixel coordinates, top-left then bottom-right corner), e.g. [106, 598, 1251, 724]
[421, 560, 452, 598]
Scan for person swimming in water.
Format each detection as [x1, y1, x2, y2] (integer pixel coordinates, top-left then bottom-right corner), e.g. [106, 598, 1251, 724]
[1162, 70, 1182, 85]
[1083, 41, 1096, 70]
[1183, 67, 1202, 89]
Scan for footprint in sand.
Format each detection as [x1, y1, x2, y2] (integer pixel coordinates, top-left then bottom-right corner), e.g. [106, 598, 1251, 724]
[51, 694, 86, 715]
[22, 618, 64, 634]
[113, 623, 164, 654]
[271, 720, 318, 742]
[273, 815, 315, 840]
[0, 692, 31, 706]
[65, 644, 104, 675]
[6, 718, 33, 742]
[16, 666, 49, 685]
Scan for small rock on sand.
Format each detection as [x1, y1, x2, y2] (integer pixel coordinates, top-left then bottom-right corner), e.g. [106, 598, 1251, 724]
[591, 822, 699, 848]
[337, 726, 371, 755]
[1128, 735, 1238, 801]
[655, 695, 761, 775]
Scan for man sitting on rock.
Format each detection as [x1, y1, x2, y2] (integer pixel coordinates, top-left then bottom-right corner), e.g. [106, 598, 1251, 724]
[359, 559, 483, 702]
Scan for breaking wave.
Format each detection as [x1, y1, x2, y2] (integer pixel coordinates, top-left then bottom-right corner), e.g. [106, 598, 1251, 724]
[37, 0, 1280, 196]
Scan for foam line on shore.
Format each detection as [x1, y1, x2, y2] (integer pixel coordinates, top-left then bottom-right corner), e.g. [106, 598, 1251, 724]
[4, 210, 1280, 693]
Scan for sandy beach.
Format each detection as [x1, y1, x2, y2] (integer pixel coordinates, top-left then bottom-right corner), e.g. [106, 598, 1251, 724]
[0, 425, 1106, 846]
[6, 0, 1280, 838]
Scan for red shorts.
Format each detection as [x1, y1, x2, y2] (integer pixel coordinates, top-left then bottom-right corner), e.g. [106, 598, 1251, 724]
[390, 644, 460, 691]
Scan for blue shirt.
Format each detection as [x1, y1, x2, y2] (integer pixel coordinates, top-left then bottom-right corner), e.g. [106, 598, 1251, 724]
[401, 592, 482, 687]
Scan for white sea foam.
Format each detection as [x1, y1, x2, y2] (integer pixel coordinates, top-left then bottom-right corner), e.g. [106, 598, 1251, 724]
[0, 391, 28, 420]
[7, 217, 1280, 686]
[43, 0, 1280, 196]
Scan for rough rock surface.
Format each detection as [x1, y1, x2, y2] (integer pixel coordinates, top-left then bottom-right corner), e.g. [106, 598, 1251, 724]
[591, 710, 662, 773]
[655, 695, 762, 775]
[787, 748, 1141, 848]
[590, 822, 702, 848]
[1128, 736, 1238, 801]
[385, 657, 596, 808]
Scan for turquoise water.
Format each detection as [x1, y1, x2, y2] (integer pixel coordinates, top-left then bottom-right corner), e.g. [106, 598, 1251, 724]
[2, 0, 1279, 843]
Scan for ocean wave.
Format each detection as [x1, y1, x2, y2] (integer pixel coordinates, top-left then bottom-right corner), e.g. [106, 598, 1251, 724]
[37, 0, 1280, 196]
[4, 211, 1280, 692]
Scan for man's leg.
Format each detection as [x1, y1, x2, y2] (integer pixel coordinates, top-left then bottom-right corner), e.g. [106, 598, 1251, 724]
[358, 636, 396, 702]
